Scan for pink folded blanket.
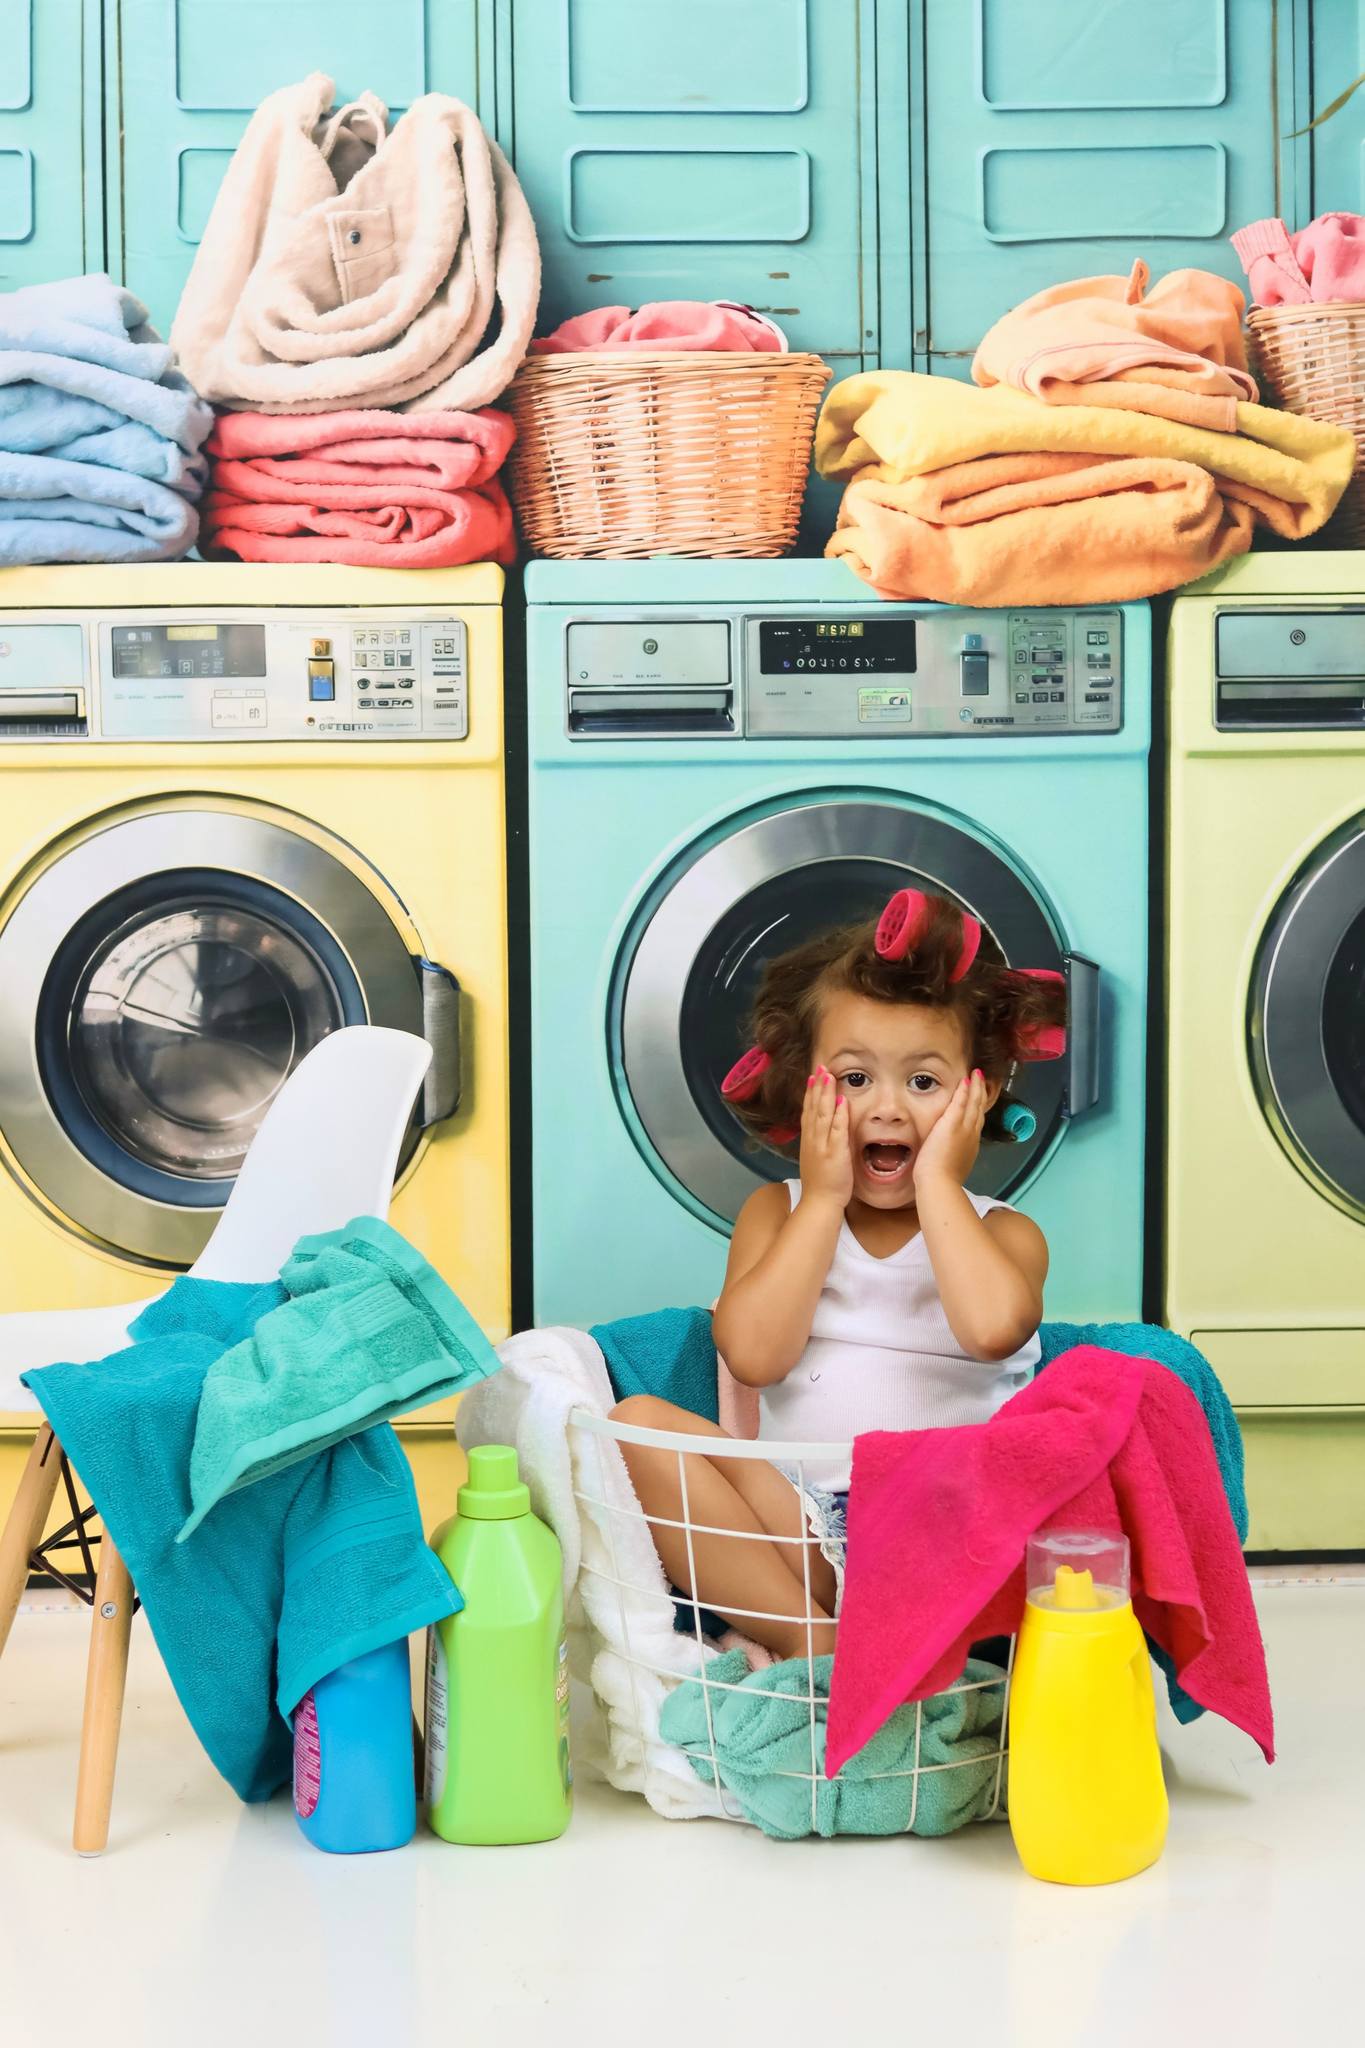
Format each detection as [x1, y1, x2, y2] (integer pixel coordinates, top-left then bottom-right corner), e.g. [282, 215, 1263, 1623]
[826, 1347, 1274, 1777]
[1233, 214, 1365, 307]
[201, 407, 517, 566]
[533, 300, 787, 354]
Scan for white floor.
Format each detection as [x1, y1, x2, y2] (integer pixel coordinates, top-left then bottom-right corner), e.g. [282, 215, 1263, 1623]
[1, 1572, 1361, 2047]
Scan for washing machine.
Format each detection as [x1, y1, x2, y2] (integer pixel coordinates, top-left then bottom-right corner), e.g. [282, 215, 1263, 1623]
[526, 560, 1150, 1330]
[0, 565, 510, 1356]
[1167, 552, 1365, 1553]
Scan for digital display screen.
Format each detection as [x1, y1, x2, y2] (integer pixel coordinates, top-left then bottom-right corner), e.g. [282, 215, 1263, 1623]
[759, 618, 915, 675]
[111, 623, 267, 680]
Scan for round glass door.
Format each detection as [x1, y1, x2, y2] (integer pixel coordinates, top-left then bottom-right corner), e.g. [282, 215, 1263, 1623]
[52, 886, 354, 1189]
[613, 795, 1067, 1229]
[0, 803, 426, 1266]
[1251, 819, 1365, 1219]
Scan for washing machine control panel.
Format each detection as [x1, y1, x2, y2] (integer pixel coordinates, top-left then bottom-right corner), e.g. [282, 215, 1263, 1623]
[745, 607, 1122, 738]
[0, 611, 470, 741]
[561, 607, 1121, 740]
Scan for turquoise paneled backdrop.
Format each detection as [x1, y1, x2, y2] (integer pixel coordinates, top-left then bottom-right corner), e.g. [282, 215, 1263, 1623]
[0, 0, 1360, 364]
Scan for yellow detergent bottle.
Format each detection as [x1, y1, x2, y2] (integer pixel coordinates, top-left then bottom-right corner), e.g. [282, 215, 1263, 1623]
[1008, 1530, 1168, 1885]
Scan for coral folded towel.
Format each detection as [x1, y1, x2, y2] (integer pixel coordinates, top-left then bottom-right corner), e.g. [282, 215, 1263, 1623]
[825, 1348, 1274, 1779]
[172, 74, 540, 414]
[1233, 213, 1365, 307]
[816, 371, 1354, 604]
[973, 259, 1257, 431]
[201, 407, 516, 566]
[533, 300, 787, 354]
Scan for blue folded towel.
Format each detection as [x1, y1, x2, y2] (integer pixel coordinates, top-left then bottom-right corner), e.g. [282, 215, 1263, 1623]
[0, 273, 212, 564]
[23, 1224, 498, 1803]
[591, 1305, 721, 1422]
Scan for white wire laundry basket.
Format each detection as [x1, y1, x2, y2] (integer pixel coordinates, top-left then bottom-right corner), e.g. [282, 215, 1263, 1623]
[568, 1409, 1012, 1836]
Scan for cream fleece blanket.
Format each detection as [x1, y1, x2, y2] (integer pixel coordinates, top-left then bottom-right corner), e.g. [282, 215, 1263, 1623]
[172, 74, 540, 415]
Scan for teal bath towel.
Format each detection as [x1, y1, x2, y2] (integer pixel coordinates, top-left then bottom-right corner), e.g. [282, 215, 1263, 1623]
[591, 1305, 720, 1423]
[23, 1223, 499, 1802]
[660, 1649, 1008, 1840]
[1038, 1320, 1247, 1726]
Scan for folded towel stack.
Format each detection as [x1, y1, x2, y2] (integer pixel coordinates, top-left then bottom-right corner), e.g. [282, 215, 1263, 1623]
[174, 72, 537, 568]
[816, 260, 1356, 604]
[0, 274, 214, 564]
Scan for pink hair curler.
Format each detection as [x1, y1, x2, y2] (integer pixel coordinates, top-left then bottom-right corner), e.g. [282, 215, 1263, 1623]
[766, 1125, 799, 1146]
[720, 1046, 771, 1101]
[875, 888, 981, 983]
[1011, 968, 1067, 1061]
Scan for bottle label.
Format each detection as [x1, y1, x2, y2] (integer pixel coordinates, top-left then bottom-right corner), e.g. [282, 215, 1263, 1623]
[556, 1636, 573, 1793]
[424, 1627, 449, 1809]
[293, 1689, 321, 1819]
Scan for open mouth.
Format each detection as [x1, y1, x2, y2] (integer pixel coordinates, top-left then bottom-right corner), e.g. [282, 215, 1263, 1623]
[862, 1142, 913, 1183]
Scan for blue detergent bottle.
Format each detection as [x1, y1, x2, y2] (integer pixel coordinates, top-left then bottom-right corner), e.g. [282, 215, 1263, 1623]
[292, 1638, 426, 1854]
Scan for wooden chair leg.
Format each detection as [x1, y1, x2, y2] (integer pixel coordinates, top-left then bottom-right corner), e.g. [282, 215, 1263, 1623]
[0, 1424, 62, 1662]
[72, 1532, 135, 1857]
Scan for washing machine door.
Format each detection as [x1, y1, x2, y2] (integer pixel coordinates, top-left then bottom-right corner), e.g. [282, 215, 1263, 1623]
[612, 793, 1073, 1229]
[1251, 816, 1365, 1221]
[0, 800, 448, 1267]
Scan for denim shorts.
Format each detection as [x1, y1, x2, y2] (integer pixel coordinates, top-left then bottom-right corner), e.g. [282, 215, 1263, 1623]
[779, 1474, 850, 1606]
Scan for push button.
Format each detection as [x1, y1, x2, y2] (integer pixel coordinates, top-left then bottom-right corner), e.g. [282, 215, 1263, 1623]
[308, 658, 336, 702]
[311, 637, 331, 657]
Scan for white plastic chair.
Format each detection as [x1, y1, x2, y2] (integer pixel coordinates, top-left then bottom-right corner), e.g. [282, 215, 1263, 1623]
[0, 1025, 432, 1853]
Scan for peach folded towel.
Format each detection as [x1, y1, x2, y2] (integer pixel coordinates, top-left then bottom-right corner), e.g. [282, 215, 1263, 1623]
[816, 372, 1356, 604]
[973, 259, 1257, 432]
[201, 407, 517, 566]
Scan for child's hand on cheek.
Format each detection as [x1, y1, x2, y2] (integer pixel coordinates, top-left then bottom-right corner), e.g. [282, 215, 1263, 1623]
[913, 1069, 988, 1191]
[800, 1067, 854, 1210]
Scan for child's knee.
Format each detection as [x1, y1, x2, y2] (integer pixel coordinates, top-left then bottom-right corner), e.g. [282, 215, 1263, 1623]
[610, 1394, 673, 1430]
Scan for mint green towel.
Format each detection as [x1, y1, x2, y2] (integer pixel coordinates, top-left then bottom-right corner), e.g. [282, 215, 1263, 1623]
[179, 1216, 500, 1540]
[23, 1223, 500, 1803]
[659, 1650, 1007, 1840]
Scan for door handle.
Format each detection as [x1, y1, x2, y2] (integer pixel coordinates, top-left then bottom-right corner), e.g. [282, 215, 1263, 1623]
[416, 959, 462, 1126]
[1062, 953, 1100, 1118]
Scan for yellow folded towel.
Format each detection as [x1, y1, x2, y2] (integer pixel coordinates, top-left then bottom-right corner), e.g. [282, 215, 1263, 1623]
[814, 373, 1355, 605]
[817, 372, 1354, 535]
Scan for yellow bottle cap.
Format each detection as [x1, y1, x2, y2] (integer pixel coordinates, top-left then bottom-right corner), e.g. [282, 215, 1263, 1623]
[1053, 1564, 1100, 1610]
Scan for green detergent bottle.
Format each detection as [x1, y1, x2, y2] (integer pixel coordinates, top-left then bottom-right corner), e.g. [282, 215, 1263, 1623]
[424, 1444, 572, 1845]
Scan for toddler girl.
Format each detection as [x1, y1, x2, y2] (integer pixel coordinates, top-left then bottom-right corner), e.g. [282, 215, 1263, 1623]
[613, 888, 1066, 1661]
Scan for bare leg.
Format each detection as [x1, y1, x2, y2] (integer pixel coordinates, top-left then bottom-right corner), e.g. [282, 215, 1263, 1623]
[612, 1397, 837, 1661]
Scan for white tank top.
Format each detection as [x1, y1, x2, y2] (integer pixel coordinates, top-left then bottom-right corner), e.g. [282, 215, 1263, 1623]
[756, 1179, 1042, 1492]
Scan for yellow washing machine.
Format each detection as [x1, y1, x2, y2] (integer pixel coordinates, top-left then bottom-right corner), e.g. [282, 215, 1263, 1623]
[1167, 552, 1365, 1552]
[0, 564, 509, 1523]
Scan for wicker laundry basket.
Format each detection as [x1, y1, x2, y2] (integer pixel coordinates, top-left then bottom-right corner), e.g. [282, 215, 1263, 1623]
[503, 350, 832, 559]
[1247, 301, 1365, 544]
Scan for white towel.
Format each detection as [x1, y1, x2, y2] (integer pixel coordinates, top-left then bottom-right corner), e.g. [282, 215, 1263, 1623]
[457, 1327, 726, 1820]
[171, 73, 540, 415]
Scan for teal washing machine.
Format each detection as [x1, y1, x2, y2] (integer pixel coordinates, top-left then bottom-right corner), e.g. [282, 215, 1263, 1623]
[526, 562, 1150, 1329]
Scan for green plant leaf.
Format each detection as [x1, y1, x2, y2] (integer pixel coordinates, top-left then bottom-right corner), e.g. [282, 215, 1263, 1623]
[1287, 69, 1365, 136]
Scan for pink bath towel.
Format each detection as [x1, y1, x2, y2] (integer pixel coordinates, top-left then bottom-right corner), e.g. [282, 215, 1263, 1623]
[1233, 214, 1365, 307]
[201, 407, 517, 566]
[826, 1347, 1274, 1777]
[533, 300, 787, 354]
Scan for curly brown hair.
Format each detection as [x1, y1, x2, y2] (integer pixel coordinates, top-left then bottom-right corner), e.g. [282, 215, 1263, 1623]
[726, 892, 1067, 1151]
